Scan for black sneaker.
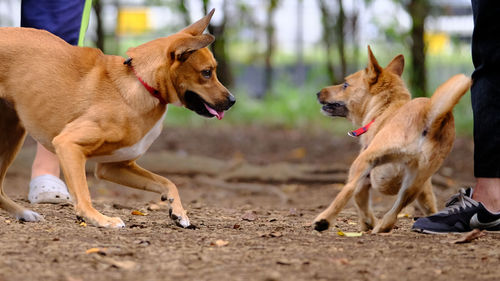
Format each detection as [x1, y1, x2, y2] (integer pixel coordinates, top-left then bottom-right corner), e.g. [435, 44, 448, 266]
[412, 188, 500, 234]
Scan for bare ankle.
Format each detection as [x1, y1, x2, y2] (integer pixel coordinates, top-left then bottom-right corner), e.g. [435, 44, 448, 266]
[472, 178, 500, 213]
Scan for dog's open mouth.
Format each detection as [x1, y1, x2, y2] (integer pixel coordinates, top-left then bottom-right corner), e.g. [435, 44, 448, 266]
[320, 102, 348, 117]
[184, 90, 226, 120]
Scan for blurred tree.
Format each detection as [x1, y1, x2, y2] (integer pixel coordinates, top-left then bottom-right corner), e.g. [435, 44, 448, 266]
[93, 0, 104, 51]
[319, 0, 347, 84]
[177, 0, 190, 26]
[263, 0, 280, 96]
[294, 0, 306, 86]
[403, 0, 430, 97]
[202, 0, 233, 89]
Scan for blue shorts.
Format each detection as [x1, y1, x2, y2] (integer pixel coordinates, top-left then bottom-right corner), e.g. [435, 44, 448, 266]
[21, 0, 87, 46]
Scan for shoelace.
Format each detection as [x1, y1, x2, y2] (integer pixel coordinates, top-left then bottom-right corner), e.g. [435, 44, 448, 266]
[438, 188, 479, 215]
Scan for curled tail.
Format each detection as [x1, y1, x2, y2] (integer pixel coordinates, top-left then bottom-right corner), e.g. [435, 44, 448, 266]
[427, 74, 471, 130]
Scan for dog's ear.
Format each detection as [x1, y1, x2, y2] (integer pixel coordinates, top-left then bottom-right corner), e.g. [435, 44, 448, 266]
[170, 34, 215, 62]
[385, 54, 405, 76]
[366, 45, 382, 84]
[181, 8, 215, 36]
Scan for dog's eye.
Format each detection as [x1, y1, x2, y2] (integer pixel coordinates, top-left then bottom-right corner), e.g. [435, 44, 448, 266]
[201, 69, 212, 79]
[342, 82, 349, 90]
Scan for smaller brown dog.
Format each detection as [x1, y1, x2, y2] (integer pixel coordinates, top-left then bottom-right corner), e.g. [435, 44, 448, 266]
[313, 46, 471, 233]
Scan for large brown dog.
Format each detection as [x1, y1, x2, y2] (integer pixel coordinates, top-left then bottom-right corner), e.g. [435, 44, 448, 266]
[0, 10, 234, 228]
[313, 46, 471, 233]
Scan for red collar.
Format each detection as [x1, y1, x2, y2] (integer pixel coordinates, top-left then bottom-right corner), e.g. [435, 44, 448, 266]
[125, 58, 166, 105]
[348, 119, 375, 137]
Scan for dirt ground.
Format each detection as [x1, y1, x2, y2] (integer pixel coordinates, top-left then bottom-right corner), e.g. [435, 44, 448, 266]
[1, 125, 499, 281]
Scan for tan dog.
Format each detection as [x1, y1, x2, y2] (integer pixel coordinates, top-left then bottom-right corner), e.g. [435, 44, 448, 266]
[313, 46, 471, 233]
[0, 9, 235, 228]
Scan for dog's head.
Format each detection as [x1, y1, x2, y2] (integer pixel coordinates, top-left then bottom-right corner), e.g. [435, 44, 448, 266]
[126, 9, 235, 120]
[316, 46, 407, 124]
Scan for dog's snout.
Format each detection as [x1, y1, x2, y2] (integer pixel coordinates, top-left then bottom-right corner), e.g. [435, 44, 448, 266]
[316, 91, 321, 99]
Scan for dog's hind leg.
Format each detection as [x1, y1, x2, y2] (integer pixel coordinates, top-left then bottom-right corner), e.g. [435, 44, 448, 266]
[372, 165, 422, 233]
[354, 180, 377, 231]
[95, 161, 191, 228]
[0, 100, 43, 221]
[416, 178, 437, 215]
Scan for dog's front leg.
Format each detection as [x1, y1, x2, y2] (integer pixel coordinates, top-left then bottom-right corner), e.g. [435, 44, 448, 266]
[95, 161, 191, 228]
[53, 132, 125, 228]
[313, 156, 372, 232]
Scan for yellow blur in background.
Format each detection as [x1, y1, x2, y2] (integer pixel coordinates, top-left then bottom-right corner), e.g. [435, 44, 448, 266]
[116, 7, 150, 35]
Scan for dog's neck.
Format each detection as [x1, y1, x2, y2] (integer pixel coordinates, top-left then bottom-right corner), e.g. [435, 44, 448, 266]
[106, 56, 171, 112]
[357, 86, 411, 143]
[124, 57, 167, 105]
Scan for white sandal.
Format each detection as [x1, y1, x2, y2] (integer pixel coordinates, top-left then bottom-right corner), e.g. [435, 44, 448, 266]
[28, 174, 72, 204]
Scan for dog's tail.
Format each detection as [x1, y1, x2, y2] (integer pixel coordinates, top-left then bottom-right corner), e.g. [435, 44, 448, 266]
[427, 74, 471, 130]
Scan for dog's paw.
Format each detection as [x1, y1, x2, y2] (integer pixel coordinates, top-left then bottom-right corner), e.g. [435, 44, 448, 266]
[16, 209, 44, 222]
[169, 208, 192, 229]
[88, 215, 125, 228]
[313, 219, 330, 232]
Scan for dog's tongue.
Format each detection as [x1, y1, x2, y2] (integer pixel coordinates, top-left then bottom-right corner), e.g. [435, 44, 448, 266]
[204, 103, 225, 120]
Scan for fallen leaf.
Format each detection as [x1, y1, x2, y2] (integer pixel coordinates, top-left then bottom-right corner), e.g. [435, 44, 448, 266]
[100, 257, 137, 270]
[289, 147, 306, 159]
[337, 230, 362, 237]
[212, 239, 229, 247]
[233, 224, 241, 229]
[79, 222, 87, 227]
[332, 258, 350, 265]
[131, 210, 147, 216]
[147, 204, 160, 211]
[452, 229, 485, 244]
[85, 247, 107, 255]
[241, 211, 257, 221]
[397, 213, 411, 218]
[269, 231, 282, 237]
[112, 203, 133, 210]
[276, 259, 292, 265]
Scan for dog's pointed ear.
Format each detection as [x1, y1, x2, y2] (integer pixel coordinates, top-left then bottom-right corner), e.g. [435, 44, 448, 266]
[181, 8, 215, 36]
[171, 34, 215, 62]
[386, 54, 405, 76]
[366, 45, 382, 84]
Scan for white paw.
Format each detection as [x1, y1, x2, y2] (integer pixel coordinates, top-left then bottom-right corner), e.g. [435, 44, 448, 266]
[16, 210, 44, 222]
[101, 217, 125, 228]
[179, 217, 190, 228]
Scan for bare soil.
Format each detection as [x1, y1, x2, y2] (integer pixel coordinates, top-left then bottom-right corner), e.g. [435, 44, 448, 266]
[1, 125, 498, 281]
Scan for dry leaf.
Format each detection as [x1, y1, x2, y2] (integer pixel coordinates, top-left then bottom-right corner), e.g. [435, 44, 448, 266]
[212, 239, 229, 247]
[85, 247, 107, 255]
[147, 204, 160, 211]
[397, 213, 411, 218]
[452, 229, 485, 244]
[337, 230, 362, 237]
[289, 147, 306, 159]
[131, 210, 147, 216]
[332, 258, 350, 265]
[269, 231, 282, 237]
[241, 211, 257, 221]
[79, 222, 87, 227]
[99, 257, 137, 270]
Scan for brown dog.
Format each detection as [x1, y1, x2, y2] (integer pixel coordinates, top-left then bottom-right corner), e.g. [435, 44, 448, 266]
[0, 9, 235, 228]
[313, 46, 471, 233]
